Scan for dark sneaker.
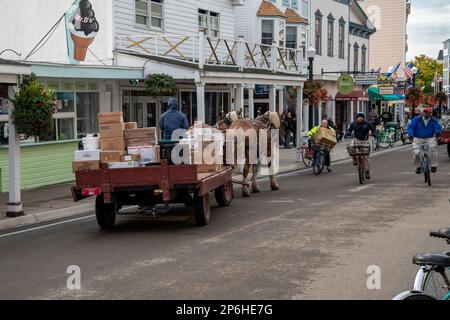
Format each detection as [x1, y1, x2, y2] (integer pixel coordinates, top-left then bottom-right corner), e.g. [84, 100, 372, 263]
[416, 167, 422, 175]
[365, 171, 371, 180]
[431, 167, 437, 173]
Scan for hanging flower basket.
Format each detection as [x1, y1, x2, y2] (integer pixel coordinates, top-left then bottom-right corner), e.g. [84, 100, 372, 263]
[11, 77, 57, 139]
[405, 87, 424, 107]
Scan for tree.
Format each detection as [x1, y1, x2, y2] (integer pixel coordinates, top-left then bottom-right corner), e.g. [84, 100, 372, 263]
[413, 55, 443, 87]
[11, 74, 57, 140]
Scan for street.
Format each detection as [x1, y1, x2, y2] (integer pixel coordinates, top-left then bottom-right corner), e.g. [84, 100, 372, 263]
[0, 145, 449, 300]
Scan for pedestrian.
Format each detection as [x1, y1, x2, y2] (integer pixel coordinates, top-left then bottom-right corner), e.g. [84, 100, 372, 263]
[283, 111, 294, 149]
[381, 108, 393, 124]
[160, 97, 189, 140]
[368, 107, 379, 128]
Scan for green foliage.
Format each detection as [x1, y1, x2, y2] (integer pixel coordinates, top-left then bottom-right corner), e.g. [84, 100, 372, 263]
[145, 74, 178, 98]
[413, 55, 443, 87]
[11, 76, 57, 139]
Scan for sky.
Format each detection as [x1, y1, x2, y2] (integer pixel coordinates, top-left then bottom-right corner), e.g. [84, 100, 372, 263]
[407, 0, 450, 61]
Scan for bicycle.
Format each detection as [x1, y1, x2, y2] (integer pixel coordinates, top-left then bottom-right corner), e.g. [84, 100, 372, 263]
[300, 143, 314, 168]
[312, 142, 332, 176]
[347, 142, 371, 185]
[377, 127, 395, 149]
[416, 139, 436, 187]
[398, 127, 412, 145]
[393, 227, 450, 300]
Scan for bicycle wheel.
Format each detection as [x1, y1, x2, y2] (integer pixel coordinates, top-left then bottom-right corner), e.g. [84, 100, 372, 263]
[379, 134, 392, 149]
[357, 158, 365, 185]
[313, 151, 325, 175]
[421, 268, 450, 300]
[424, 157, 432, 186]
[302, 148, 313, 168]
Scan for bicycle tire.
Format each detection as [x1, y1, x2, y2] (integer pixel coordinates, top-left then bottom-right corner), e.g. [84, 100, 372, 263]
[378, 134, 391, 149]
[421, 268, 450, 300]
[359, 167, 365, 185]
[302, 148, 313, 168]
[313, 151, 325, 175]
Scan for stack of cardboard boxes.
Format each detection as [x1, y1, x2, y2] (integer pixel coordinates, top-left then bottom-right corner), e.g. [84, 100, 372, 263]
[72, 112, 160, 172]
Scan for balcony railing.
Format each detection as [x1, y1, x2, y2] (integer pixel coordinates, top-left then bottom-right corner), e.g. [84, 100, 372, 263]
[116, 34, 306, 75]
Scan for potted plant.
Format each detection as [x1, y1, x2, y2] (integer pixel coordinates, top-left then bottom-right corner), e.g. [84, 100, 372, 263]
[11, 74, 57, 142]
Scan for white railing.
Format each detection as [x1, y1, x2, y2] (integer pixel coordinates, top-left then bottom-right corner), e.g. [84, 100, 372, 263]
[116, 34, 305, 75]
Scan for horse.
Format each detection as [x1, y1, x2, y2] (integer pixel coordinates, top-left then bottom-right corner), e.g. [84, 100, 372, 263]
[216, 111, 284, 197]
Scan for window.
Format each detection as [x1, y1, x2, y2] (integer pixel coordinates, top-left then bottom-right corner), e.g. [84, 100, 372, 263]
[339, 18, 345, 59]
[315, 10, 323, 55]
[286, 26, 297, 49]
[291, 0, 299, 9]
[361, 45, 367, 72]
[198, 10, 220, 37]
[76, 92, 99, 139]
[302, 0, 309, 18]
[135, 0, 164, 29]
[282, 0, 290, 6]
[261, 20, 274, 45]
[353, 43, 359, 72]
[327, 14, 334, 57]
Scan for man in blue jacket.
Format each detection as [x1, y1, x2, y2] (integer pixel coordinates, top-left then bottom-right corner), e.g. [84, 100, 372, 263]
[160, 97, 189, 140]
[407, 107, 442, 174]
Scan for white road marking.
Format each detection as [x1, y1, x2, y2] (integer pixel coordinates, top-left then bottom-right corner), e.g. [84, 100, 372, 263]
[348, 185, 374, 193]
[0, 215, 94, 239]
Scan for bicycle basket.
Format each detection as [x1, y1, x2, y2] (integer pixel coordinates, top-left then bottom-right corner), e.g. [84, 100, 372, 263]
[313, 142, 333, 151]
[347, 144, 371, 156]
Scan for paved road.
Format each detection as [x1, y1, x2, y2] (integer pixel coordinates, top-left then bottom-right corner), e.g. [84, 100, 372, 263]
[1, 145, 449, 300]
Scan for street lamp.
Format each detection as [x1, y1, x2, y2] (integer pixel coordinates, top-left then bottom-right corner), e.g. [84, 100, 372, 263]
[411, 66, 418, 118]
[307, 47, 316, 81]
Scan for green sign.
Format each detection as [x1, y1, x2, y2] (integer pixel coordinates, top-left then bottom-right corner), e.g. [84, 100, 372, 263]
[337, 74, 354, 95]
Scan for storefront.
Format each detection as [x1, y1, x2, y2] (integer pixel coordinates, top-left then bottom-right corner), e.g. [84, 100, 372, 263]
[335, 90, 370, 132]
[368, 87, 405, 123]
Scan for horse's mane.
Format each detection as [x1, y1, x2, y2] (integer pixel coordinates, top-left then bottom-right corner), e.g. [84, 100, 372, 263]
[258, 112, 281, 129]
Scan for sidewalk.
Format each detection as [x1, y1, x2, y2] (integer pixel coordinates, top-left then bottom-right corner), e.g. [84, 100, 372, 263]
[0, 140, 354, 231]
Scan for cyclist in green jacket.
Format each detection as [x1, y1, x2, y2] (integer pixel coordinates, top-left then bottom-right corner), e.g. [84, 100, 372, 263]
[308, 119, 336, 173]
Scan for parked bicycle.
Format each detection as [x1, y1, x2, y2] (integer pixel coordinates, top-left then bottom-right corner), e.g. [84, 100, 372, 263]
[377, 127, 396, 149]
[312, 142, 332, 176]
[347, 142, 371, 185]
[398, 127, 413, 145]
[394, 227, 450, 300]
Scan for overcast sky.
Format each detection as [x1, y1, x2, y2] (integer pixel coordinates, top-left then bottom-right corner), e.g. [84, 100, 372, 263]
[407, 0, 450, 60]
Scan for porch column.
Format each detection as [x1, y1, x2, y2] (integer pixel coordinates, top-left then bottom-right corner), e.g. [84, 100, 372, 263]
[350, 101, 355, 123]
[235, 85, 244, 114]
[230, 85, 236, 111]
[111, 80, 121, 112]
[303, 102, 310, 133]
[278, 86, 284, 113]
[296, 85, 304, 162]
[318, 101, 322, 123]
[196, 83, 205, 123]
[248, 85, 255, 118]
[7, 82, 23, 217]
[269, 85, 277, 112]
[331, 100, 336, 121]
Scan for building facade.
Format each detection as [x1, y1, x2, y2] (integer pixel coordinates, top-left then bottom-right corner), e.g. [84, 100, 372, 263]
[357, 0, 410, 76]
[443, 40, 450, 103]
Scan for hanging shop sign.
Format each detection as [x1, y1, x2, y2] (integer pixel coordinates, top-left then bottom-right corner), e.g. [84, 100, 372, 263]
[65, 0, 100, 64]
[354, 75, 378, 86]
[379, 86, 394, 95]
[337, 74, 354, 95]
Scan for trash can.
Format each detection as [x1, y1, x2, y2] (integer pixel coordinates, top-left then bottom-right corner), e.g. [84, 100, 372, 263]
[385, 122, 400, 142]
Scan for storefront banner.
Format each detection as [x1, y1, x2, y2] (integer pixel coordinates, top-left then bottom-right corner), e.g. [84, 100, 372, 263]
[355, 75, 378, 86]
[65, 0, 100, 64]
[379, 87, 394, 95]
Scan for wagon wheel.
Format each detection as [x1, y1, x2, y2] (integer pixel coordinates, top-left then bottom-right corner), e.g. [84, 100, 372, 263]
[194, 192, 211, 226]
[215, 180, 233, 207]
[95, 194, 117, 230]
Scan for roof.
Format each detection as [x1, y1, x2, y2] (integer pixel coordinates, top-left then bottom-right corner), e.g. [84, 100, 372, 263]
[438, 50, 444, 61]
[285, 9, 308, 24]
[257, 1, 287, 18]
[0, 58, 24, 66]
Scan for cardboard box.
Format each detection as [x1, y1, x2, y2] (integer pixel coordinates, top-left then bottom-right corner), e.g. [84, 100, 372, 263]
[125, 128, 158, 140]
[315, 128, 337, 148]
[107, 161, 139, 169]
[125, 138, 158, 147]
[125, 122, 138, 130]
[74, 150, 100, 161]
[99, 123, 126, 138]
[98, 112, 123, 124]
[100, 151, 124, 164]
[100, 137, 126, 152]
[127, 145, 159, 163]
[121, 154, 141, 162]
[72, 160, 100, 173]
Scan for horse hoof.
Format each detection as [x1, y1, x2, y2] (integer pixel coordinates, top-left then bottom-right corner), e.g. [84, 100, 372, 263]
[271, 184, 279, 191]
[252, 186, 261, 193]
[242, 192, 251, 198]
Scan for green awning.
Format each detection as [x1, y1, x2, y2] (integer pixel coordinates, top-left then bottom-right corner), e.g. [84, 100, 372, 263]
[368, 87, 405, 101]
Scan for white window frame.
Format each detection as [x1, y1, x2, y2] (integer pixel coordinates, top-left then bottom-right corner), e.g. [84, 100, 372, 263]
[135, 0, 164, 31]
[198, 9, 220, 38]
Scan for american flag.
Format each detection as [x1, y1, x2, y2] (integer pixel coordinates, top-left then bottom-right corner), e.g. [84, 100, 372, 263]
[403, 62, 414, 79]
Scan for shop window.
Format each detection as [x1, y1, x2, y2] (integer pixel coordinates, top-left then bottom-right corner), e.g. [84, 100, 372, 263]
[57, 118, 75, 141]
[76, 92, 99, 138]
[56, 92, 75, 113]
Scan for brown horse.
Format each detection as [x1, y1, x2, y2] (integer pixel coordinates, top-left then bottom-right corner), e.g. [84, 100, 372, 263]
[217, 111, 284, 197]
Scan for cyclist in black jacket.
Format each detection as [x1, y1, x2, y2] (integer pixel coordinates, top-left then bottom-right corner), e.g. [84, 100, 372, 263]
[348, 113, 376, 179]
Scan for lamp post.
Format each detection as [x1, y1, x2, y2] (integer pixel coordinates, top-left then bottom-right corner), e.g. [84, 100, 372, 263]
[306, 47, 316, 130]
[411, 66, 418, 118]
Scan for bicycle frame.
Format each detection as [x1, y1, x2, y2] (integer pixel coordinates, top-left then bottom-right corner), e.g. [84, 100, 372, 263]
[417, 139, 436, 172]
[413, 266, 450, 300]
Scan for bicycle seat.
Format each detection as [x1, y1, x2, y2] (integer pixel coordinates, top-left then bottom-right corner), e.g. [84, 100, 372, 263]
[413, 252, 450, 267]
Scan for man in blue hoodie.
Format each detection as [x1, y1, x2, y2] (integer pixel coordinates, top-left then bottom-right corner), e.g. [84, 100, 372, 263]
[407, 107, 442, 174]
[160, 97, 189, 140]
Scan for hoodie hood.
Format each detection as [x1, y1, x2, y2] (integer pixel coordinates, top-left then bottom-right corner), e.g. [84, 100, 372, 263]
[168, 97, 179, 111]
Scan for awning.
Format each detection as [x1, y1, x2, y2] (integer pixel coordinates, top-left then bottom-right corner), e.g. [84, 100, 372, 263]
[335, 90, 369, 101]
[368, 87, 405, 101]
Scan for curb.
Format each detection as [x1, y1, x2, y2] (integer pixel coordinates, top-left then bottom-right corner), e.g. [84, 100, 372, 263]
[0, 144, 408, 233]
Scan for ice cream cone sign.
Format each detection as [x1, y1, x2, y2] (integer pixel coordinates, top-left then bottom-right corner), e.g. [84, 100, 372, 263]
[65, 0, 99, 63]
